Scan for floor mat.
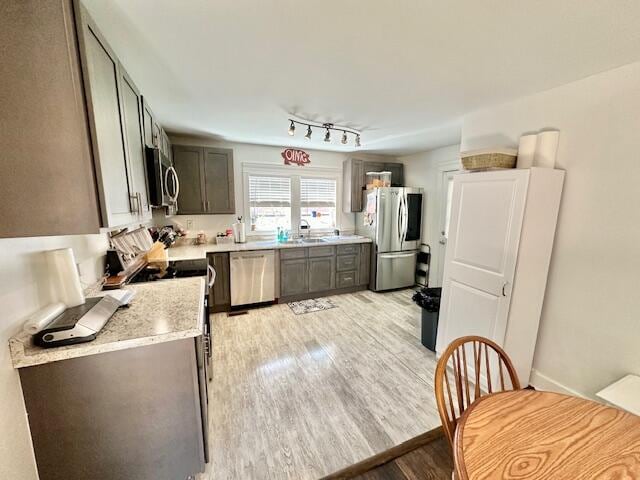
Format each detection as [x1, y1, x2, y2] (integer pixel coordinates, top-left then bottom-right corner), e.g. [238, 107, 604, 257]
[288, 298, 337, 315]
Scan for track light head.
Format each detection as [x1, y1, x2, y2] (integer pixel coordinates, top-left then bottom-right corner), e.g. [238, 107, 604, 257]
[305, 126, 312, 140]
[341, 131, 348, 145]
[324, 128, 331, 142]
[355, 134, 361, 148]
[288, 121, 295, 136]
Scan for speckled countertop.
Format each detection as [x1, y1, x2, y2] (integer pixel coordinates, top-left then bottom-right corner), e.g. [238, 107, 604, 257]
[168, 235, 373, 261]
[9, 277, 205, 369]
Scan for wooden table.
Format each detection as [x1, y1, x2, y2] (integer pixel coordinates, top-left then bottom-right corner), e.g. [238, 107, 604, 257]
[454, 390, 640, 479]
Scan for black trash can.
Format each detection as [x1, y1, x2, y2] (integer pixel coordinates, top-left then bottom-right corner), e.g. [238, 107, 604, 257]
[412, 287, 442, 352]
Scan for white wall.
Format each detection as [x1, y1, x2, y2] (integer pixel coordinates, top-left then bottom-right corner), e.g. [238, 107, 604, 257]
[400, 144, 460, 286]
[160, 137, 395, 237]
[0, 234, 109, 480]
[461, 60, 640, 398]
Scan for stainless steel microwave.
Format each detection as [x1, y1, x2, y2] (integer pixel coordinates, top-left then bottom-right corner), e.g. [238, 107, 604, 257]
[145, 146, 179, 208]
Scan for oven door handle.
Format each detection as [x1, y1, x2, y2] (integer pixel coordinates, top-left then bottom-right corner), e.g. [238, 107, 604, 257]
[207, 264, 216, 288]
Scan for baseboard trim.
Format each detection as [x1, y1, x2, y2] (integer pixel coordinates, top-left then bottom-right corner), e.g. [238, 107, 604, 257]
[529, 369, 587, 398]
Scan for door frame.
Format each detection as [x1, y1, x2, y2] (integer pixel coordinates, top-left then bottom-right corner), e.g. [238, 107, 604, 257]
[432, 159, 460, 287]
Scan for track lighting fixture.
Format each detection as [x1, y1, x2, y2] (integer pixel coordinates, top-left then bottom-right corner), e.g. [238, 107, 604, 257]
[286, 118, 362, 147]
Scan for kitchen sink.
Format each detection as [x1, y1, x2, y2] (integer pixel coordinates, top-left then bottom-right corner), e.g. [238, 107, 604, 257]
[280, 238, 329, 245]
[301, 238, 328, 244]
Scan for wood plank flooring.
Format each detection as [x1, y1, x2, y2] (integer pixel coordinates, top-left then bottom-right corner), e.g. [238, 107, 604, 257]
[201, 289, 442, 480]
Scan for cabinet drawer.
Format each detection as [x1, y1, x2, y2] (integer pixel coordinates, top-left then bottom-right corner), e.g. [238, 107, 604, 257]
[337, 254, 358, 271]
[336, 270, 358, 288]
[308, 246, 335, 258]
[337, 244, 359, 255]
[280, 247, 307, 259]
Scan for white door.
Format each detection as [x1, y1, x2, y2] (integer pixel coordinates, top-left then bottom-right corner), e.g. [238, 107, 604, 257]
[435, 170, 529, 354]
[434, 170, 457, 287]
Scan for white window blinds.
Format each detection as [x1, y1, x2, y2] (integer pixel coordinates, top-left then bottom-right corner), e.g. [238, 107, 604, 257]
[300, 178, 336, 207]
[248, 176, 291, 207]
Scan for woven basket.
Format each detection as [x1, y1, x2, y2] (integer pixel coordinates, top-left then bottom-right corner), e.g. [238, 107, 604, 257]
[461, 149, 517, 171]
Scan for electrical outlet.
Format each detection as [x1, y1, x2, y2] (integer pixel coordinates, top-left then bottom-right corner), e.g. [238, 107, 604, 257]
[186, 219, 194, 230]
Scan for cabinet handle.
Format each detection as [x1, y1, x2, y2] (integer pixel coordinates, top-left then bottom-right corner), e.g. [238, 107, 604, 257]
[137, 192, 143, 214]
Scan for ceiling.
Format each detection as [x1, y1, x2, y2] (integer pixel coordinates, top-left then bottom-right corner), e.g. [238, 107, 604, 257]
[83, 0, 640, 155]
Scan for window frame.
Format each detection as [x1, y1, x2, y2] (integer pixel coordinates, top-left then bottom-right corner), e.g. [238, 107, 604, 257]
[242, 163, 342, 237]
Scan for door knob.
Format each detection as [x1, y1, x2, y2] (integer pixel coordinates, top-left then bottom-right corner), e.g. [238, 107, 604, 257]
[502, 282, 508, 296]
[439, 239, 446, 245]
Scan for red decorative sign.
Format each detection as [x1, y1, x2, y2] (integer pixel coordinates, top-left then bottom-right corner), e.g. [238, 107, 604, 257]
[281, 148, 310, 166]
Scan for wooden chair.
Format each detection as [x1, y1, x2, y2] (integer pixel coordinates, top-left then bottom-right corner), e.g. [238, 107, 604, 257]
[435, 336, 521, 448]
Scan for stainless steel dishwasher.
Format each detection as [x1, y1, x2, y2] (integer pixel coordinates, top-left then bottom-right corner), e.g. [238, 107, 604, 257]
[230, 250, 275, 306]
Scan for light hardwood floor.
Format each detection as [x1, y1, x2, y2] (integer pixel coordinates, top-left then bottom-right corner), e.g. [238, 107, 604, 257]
[201, 289, 441, 480]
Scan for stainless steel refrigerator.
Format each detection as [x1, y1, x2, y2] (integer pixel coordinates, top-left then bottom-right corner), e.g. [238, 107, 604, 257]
[356, 187, 423, 291]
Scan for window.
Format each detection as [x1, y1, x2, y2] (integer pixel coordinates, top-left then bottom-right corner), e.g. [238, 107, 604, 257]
[245, 169, 339, 234]
[300, 178, 336, 230]
[248, 175, 291, 231]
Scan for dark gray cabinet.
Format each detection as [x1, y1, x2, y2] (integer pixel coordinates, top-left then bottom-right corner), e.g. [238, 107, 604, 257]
[173, 145, 235, 214]
[208, 253, 230, 312]
[204, 148, 235, 213]
[279, 243, 370, 301]
[308, 257, 336, 292]
[384, 162, 405, 187]
[343, 158, 405, 212]
[281, 258, 309, 297]
[359, 243, 371, 286]
[174, 145, 205, 214]
[342, 158, 365, 212]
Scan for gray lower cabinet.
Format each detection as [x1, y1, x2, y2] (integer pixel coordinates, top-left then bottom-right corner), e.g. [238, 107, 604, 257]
[359, 243, 371, 286]
[208, 253, 230, 312]
[279, 244, 369, 301]
[173, 145, 235, 214]
[19, 339, 206, 480]
[280, 258, 309, 297]
[308, 256, 336, 292]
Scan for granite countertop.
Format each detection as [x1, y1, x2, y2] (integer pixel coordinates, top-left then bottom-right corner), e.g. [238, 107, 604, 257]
[9, 277, 205, 369]
[168, 235, 373, 261]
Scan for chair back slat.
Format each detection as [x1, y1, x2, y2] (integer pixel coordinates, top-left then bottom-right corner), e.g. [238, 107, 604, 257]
[435, 336, 521, 448]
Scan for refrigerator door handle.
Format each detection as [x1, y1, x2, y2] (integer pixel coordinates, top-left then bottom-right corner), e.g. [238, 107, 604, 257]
[397, 194, 403, 244]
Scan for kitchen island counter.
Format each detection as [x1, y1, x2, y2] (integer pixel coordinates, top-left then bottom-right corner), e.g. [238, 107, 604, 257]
[168, 235, 373, 261]
[9, 277, 205, 368]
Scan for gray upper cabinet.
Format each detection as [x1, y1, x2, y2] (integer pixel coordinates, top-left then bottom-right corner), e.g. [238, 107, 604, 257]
[308, 257, 336, 293]
[142, 99, 157, 149]
[204, 148, 235, 214]
[173, 145, 235, 215]
[0, 0, 102, 238]
[119, 69, 151, 220]
[76, 5, 138, 228]
[343, 158, 404, 212]
[342, 158, 364, 212]
[384, 163, 405, 187]
[173, 145, 206, 214]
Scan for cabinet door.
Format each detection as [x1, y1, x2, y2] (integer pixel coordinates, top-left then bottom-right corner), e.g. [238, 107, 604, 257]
[384, 163, 405, 187]
[141, 98, 156, 148]
[436, 170, 529, 354]
[359, 243, 371, 286]
[77, 6, 135, 227]
[173, 145, 206, 214]
[119, 69, 151, 220]
[280, 259, 309, 297]
[209, 253, 230, 309]
[203, 148, 235, 214]
[363, 161, 385, 174]
[308, 257, 335, 293]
